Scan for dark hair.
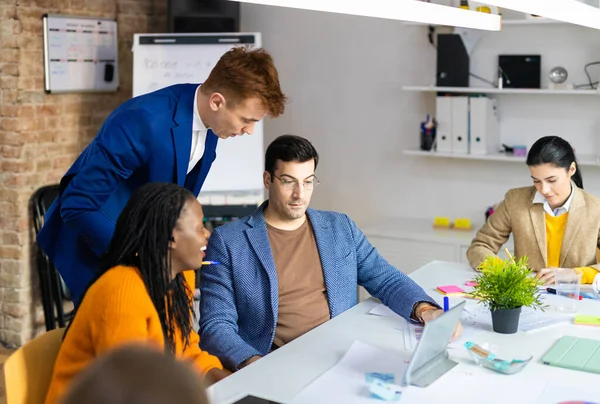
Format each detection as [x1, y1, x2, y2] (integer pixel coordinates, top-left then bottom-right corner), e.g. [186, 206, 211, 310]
[526, 135, 583, 189]
[200, 46, 287, 117]
[65, 182, 197, 353]
[61, 344, 209, 404]
[264, 135, 319, 178]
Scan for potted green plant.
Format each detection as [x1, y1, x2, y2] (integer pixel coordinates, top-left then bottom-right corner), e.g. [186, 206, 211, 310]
[469, 251, 546, 334]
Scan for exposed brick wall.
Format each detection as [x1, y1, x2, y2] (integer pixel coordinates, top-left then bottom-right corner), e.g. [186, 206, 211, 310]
[0, 0, 167, 347]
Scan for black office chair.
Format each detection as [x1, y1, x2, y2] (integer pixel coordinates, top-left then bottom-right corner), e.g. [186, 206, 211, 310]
[31, 184, 74, 331]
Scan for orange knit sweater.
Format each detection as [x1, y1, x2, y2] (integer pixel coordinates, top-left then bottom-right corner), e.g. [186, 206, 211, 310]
[45, 266, 222, 404]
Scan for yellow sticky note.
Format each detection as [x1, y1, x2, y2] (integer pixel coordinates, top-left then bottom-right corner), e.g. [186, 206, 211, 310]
[454, 218, 472, 230]
[574, 315, 600, 326]
[433, 217, 451, 228]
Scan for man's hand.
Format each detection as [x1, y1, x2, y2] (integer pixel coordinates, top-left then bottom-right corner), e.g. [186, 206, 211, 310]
[205, 368, 231, 386]
[537, 267, 558, 286]
[417, 303, 463, 341]
[238, 355, 261, 369]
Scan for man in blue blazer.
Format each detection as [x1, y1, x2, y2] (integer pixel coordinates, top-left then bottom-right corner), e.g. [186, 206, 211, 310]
[37, 47, 287, 305]
[200, 135, 462, 371]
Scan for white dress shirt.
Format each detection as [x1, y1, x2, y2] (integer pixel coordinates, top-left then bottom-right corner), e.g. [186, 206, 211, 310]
[532, 182, 575, 217]
[188, 84, 208, 174]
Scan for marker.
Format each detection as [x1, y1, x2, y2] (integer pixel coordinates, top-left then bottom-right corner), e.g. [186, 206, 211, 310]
[443, 296, 449, 312]
[202, 261, 221, 265]
[546, 288, 582, 300]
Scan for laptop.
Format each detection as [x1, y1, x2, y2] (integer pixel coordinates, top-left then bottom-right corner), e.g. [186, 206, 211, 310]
[542, 336, 600, 374]
[401, 300, 466, 387]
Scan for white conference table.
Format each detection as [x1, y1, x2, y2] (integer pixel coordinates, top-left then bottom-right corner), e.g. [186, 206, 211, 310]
[208, 260, 600, 404]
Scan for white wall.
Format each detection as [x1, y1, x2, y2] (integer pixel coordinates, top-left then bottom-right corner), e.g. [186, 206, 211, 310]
[241, 5, 600, 229]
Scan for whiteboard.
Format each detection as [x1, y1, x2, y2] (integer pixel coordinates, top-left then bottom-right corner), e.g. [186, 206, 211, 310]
[42, 14, 119, 93]
[132, 33, 265, 194]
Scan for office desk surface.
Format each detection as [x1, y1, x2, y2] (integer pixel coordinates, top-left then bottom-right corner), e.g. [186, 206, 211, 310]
[208, 260, 600, 404]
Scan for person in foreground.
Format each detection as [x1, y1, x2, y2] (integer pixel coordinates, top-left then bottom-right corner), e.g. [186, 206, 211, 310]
[46, 183, 227, 404]
[60, 344, 210, 404]
[200, 135, 462, 371]
[37, 46, 287, 305]
[467, 135, 600, 286]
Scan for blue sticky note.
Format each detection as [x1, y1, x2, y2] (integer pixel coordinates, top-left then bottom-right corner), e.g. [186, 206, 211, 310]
[368, 380, 402, 402]
[365, 372, 395, 384]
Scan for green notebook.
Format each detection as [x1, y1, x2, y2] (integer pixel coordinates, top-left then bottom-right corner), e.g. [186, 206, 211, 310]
[542, 336, 600, 374]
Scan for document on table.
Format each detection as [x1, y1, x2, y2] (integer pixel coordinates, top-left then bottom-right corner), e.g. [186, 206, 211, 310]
[289, 340, 409, 404]
[400, 365, 546, 404]
[367, 304, 422, 350]
[370, 301, 573, 335]
[535, 382, 600, 404]
[367, 304, 480, 350]
[462, 304, 573, 331]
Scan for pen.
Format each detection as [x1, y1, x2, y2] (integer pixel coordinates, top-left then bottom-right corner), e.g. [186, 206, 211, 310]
[546, 288, 582, 300]
[443, 296, 449, 312]
[202, 261, 221, 265]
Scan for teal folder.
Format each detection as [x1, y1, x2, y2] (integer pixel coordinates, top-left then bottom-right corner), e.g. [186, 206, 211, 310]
[542, 336, 600, 374]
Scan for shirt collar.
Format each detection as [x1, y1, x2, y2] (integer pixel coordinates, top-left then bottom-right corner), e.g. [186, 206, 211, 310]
[193, 84, 207, 132]
[533, 181, 575, 217]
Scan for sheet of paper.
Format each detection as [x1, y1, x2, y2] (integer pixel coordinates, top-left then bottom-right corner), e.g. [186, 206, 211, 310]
[535, 382, 600, 404]
[368, 303, 481, 350]
[401, 365, 546, 404]
[463, 304, 573, 332]
[368, 304, 422, 350]
[289, 340, 409, 404]
[368, 304, 402, 319]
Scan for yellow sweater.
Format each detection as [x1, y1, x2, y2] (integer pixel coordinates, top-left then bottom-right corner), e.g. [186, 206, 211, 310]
[545, 213, 597, 284]
[45, 266, 223, 404]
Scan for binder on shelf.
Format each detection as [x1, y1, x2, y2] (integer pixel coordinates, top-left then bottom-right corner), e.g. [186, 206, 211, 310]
[435, 96, 453, 153]
[451, 96, 469, 154]
[469, 96, 500, 155]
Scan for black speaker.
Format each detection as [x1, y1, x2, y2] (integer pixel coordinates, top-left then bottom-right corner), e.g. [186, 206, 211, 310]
[436, 34, 470, 87]
[498, 55, 541, 89]
[168, 0, 240, 33]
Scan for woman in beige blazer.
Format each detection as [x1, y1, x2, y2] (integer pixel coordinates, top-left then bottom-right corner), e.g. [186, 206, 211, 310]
[467, 136, 600, 285]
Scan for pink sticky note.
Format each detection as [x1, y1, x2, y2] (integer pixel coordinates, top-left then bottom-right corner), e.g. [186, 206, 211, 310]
[465, 281, 478, 287]
[437, 285, 465, 295]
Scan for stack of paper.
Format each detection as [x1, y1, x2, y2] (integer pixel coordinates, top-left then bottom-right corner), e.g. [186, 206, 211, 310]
[290, 341, 409, 404]
[462, 304, 573, 331]
[367, 304, 479, 350]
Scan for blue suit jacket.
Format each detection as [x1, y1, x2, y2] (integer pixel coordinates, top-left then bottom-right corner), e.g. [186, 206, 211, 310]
[199, 203, 438, 371]
[37, 84, 218, 304]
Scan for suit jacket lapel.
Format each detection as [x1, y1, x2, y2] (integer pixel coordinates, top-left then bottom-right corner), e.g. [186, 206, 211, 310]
[560, 187, 585, 267]
[529, 203, 547, 267]
[172, 86, 196, 186]
[308, 209, 339, 317]
[245, 205, 279, 319]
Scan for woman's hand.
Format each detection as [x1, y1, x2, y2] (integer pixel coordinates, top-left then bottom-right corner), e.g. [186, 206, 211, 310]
[205, 367, 231, 386]
[536, 267, 558, 286]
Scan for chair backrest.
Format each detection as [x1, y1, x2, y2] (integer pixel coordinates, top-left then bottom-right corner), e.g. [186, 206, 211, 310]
[4, 328, 66, 404]
[31, 184, 60, 235]
[31, 184, 71, 303]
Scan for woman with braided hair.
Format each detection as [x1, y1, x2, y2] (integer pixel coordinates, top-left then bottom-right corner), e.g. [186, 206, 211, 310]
[46, 182, 228, 404]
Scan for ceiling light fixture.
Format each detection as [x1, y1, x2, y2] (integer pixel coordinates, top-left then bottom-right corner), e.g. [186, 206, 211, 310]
[226, 0, 502, 31]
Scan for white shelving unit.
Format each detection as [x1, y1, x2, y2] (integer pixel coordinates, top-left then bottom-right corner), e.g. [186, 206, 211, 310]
[403, 17, 571, 28]
[401, 85, 599, 96]
[501, 18, 565, 26]
[403, 149, 600, 166]
[404, 15, 600, 167]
